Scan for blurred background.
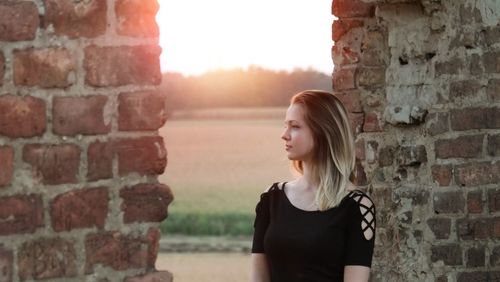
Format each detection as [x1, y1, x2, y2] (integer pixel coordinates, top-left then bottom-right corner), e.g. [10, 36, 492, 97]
[155, 1, 334, 280]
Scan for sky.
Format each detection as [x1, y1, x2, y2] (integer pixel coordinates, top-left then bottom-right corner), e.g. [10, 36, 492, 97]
[156, 0, 334, 76]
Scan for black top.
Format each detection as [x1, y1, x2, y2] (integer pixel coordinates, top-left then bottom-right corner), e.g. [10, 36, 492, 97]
[252, 182, 376, 282]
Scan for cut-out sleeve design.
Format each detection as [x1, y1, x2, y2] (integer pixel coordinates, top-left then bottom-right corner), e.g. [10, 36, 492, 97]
[345, 191, 376, 267]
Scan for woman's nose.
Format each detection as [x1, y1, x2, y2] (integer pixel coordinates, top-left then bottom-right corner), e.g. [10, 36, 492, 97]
[281, 128, 290, 141]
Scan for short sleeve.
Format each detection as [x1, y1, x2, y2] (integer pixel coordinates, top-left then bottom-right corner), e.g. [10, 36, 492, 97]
[345, 192, 376, 267]
[251, 191, 270, 253]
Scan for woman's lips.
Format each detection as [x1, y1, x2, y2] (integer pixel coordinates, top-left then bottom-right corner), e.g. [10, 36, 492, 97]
[286, 145, 292, 151]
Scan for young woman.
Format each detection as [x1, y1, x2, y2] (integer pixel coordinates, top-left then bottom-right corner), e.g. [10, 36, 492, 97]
[250, 90, 376, 282]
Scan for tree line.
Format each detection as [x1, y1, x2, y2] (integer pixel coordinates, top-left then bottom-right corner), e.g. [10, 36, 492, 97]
[159, 66, 332, 114]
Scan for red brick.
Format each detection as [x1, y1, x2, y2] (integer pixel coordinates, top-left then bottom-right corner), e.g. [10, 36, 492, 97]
[358, 67, 385, 88]
[334, 91, 362, 113]
[332, 0, 375, 18]
[492, 246, 500, 266]
[332, 45, 360, 66]
[18, 238, 77, 281]
[433, 191, 465, 214]
[0, 247, 13, 282]
[0, 2, 38, 41]
[355, 138, 365, 160]
[84, 45, 161, 87]
[468, 191, 483, 214]
[146, 227, 161, 267]
[431, 244, 462, 266]
[397, 145, 427, 166]
[53, 95, 110, 136]
[363, 112, 382, 132]
[332, 19, 364, 41]
[455, 161, 500, 187]
[118, 91, 167, 131]
[425, 112, 449, 136]
[333, 68, 356, 91]
[488, 134, 500, 156]
[115, 137, 167, 176]
[116, 0, 159, 37]
[43, 0, 106, 38]
[0, 95, 46, 138]
[85, 232, 149, 273]
[352, 159, 367, 186]
[87, 140, 114, 181]
[466, 246, 485, 267]
[0, 52, 4, 86]
[435, 135, 484, 159]
[0, 146, 14, 187]
[121, 183, 173, 223]
[13, 48, 75, 88]
[23, 144, 80, 185]
[0, 194, 44, 235]
[348, 112, 364, 136]
[489, 189, 500, 213]
[451, 107, 500, 131]
[51, 187, 109, 232]
[125, 271, 173, 282]
[457, 217, 495, 240]
[431, 164, 452, 186]
[449, 80, 482, 101]
[427, 218, 451, 239]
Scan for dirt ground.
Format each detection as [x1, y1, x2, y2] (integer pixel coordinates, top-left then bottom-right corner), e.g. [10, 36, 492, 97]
[156, 252, 251, 282]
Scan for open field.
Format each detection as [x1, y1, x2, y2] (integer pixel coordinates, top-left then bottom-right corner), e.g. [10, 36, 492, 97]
[158, 111, 296, 235]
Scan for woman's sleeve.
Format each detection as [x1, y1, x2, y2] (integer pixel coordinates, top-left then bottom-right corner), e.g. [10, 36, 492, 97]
[345, 193, 376, 267]
[251, 191, 270, 253]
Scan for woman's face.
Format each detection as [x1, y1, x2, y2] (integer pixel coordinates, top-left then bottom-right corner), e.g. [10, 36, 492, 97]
[281, 103, 315, 162]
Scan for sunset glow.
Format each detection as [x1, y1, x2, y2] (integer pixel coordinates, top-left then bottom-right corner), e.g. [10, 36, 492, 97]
[156, 0, 334, 75]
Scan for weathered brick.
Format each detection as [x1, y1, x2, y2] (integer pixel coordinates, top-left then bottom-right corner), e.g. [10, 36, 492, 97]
[355, 138, 365, 160]
[425, 112, 449, 136]
[483, 52, 500, 73]
[484, 26, 500, 46]
[435, 56, 464, 75]
[435, 135, 484, 159]
[332, 0, 375, 18]
[366, 141, 378, 164]
[23, 144, 80, 185]
[116, 0, 159, 37]
[378, 146, 395, 167]
[0, 194, 44, 235]
[449, 80, 482, 101]
[427, 218, 451, 239]
[455, 161, 500, 187]
[361, 31, 387, 67]
[84, 45, 161, 87]
[348, 113, 364, 136]
[457, 217, 495, 240]
[53, 95, 110, 136]
[491, 246, 500, 266]
[458, 272, 500, 282]
[146, 227, 161, 267]
[333, 68, 356, 91]
[332, 45, 360, 66]
[487, 134, 500, 156]
[0, 52, 4, 86]
[13, 48, 75, 88]
[0, 2, 38, 41]
[118, 91, 167, 131]
[459, 4, 482, 25]
[466, 246, 485, 267]
[487, 79, 500, 102]
[0, 95, 46, 138]
[115, 137, 167, 176]
[352, 159, 367, 186]
[0, 247, 12, 282]
[431, 164, 452, 186]
[332, 19, 364, 42]
[397, 145, 427, 166]
[468, 191, 483, 214]
[120, 183, 173, 223]
[51, 187, 109, 232]
[451, 107, 500, 131]
[87, 140, 113, 181]
[363, 112, 382, 132]
[85, 232, 149, 273]
[434, 191, 465, 214]
[358, 67, 385, 88]
[334, 91, 362, 113]
[431, 244, 462, 266]
[470, 53, 483, 75]
[43, 0, 106, 38]
[489, 189, 500, 213]
[18, 238, 77, 281]
[0, 146, 14, 188]
[125, 271, 173, 282]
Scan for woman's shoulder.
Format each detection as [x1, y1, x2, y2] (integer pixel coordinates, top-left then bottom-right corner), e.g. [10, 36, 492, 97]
[263, 181, 287, 193]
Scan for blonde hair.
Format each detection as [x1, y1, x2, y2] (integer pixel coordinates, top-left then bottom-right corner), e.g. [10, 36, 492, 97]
[289, 90, 356, 210]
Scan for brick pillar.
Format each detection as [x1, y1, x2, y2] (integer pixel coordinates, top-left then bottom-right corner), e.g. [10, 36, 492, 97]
[332, 0, 500, 281]
[0, 1, 173, 281]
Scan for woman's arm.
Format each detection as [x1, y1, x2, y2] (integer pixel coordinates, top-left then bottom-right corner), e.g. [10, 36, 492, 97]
[250, 253, 270, 282]
[344, 265, 370, 282]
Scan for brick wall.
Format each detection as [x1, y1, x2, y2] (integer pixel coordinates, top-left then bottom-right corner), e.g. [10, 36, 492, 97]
[332, 0, 500, 281]
[0, 1, 173, 281]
